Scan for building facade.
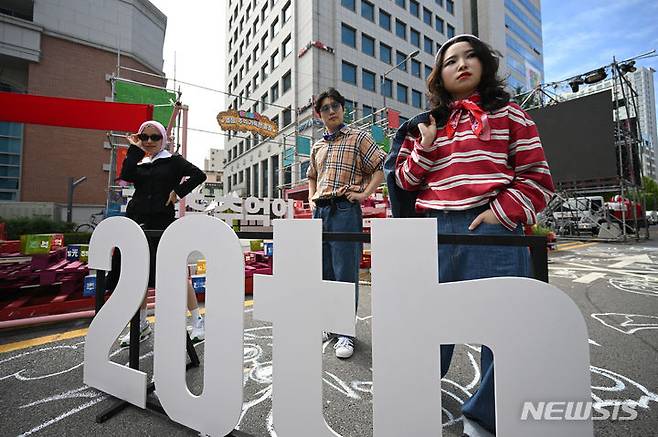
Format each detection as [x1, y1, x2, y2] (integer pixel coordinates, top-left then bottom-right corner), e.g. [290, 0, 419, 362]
[562, 67, 658, 181]
[203, 148, 225, 198]
[223, 0, 464, 198]
[0, 0, 166, 208]
[463, 0, 544, 93]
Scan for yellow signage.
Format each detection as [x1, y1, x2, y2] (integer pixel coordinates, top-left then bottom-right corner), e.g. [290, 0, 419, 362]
[216, 110, 279, 138]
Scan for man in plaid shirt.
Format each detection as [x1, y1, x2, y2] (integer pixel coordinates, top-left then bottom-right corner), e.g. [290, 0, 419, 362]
[307, 88, 386, 359]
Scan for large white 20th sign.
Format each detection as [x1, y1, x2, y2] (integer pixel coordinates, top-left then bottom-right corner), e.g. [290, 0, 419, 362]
[84, 215, 594, 436]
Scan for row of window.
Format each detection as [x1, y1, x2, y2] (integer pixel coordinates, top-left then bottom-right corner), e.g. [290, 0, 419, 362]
[341, 61, 425, 109]
[226, 155, 284, 198]
[0, 121, 21, 201]
[341, 0, 455, 42]
[341, 22, 449, 66]
[231, 69, 292, 113]
[504, 0, 542, 41]
[228, 0, 291, 78]
[229, 33, 292, 103]
[505, 34, 542, 72]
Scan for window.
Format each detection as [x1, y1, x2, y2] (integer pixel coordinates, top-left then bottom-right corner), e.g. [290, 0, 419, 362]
[424, 36, 434, 55]
[363, 105, 376, 117]
[447, 0, 454, 14]
[435, 0, 444, 6]
[411, 59, 421, 78]
[447, 23, 455, 38]
[412, 89, 423, 108]
[397, 83, 408, 103]
[395, 0, 406, 8]
[423, 7, 432, 26]
[425, 65, 433, 79]
[282, 1, 291, 22]
[410, 0, 419, 17]
[381, 78, 392, 97]
[341, 0, 355, 11]
[379, 9, 391, 31]
[410, 29, 420, 47]
[362, 69, 376, 92]
[261, 63, 268, 80]
[342, 23, 357, 48]
[282, 70, 291, 92]
[270, 83, 279, 102]
[362, 33, 375, 56]
[261, 34, 268, 52]
[270, 16, 279, 39]
[396, 51, 407, 71]
[271, 49, 279, 70]
[342, 61, 357, 85]
[395, 19, 406, 40]
[361, 0, 374, 21]
[253, 163, 259, 196]
[261, 91, 268, 111]
[435, 16, 444, 33]
[282, 107, 292, 127]
[282, 34, 292, 57]
[380, 43, 392, 64]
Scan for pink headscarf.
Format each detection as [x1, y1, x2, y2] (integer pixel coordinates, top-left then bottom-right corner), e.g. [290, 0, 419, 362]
[137, 120, 168, 152]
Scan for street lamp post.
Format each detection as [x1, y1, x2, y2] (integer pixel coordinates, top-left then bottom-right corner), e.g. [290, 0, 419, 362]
[381, 49, 420, 113]
[67, 176, 87, 223]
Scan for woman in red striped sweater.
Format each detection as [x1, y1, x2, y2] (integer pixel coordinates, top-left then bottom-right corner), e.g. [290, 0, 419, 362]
[395, 34, 555, 436]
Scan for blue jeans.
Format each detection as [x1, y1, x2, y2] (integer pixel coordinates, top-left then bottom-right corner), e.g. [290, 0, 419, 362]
[313, 199, 362, 338]
[428, 206, 531, 434]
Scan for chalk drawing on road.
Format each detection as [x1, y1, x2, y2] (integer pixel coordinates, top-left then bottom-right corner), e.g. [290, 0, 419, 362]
[591, 313, 658, 335]
[609, 278, 658, 298]
[590, 365, 658, 411]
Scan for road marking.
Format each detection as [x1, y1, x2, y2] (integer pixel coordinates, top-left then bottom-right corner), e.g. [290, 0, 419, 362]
[0, 300, 254, 354]
[574, 272, 607, 284]
[608, 254, 653, 269]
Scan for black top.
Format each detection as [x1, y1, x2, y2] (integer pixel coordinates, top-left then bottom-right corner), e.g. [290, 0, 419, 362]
[121, 144, 207, 226]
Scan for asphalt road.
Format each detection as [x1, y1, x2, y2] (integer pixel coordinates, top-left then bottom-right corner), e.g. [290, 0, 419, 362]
[1, 232, 657, 436]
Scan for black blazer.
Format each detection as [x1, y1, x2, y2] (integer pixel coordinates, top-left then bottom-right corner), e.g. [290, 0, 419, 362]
[120, 145, 207, 224]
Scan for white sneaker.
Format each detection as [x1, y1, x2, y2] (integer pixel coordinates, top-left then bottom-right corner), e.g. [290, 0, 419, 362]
[118, 321, 151, 347]
[190, 317, 205, 342]
[334, 336, 354, 359]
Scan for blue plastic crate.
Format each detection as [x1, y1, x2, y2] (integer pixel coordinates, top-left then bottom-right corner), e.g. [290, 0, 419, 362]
[264, 242, 273, 257]
[83, 275, 96, 297]
[191, 275, 206, 293]
[67, 245, 81, 261]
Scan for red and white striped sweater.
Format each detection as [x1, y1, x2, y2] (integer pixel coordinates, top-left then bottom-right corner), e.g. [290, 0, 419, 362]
[395, 99, 555, 230]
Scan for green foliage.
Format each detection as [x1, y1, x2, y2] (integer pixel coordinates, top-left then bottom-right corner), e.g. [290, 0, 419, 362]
[1, 216, 76, 240]
[63, 232, 92, 245]
[630, 176, 658, 208]
[531, 224, 553, 237]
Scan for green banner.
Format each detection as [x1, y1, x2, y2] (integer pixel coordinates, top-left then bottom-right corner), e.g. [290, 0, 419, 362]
[114, 80, 176, 127]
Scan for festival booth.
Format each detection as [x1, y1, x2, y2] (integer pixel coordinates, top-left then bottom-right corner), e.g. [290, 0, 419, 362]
[0, 91, 155, 326]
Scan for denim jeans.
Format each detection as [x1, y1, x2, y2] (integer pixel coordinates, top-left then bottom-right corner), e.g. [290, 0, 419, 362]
[427, 205, 531, 434]
[313, 198, 362, 338]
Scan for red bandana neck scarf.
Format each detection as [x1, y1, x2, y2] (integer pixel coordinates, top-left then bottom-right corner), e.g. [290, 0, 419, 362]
[445, 94, 491, 141]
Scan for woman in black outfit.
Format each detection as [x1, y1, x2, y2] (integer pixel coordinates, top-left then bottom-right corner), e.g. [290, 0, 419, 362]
[111, 120, 207, 346]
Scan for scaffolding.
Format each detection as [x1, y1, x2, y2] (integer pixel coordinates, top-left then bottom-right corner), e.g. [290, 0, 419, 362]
[524, 51, 657, 241]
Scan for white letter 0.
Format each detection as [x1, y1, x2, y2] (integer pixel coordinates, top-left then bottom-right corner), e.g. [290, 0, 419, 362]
[84, 217, 150, 407]
[154, 215, 244, 436]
